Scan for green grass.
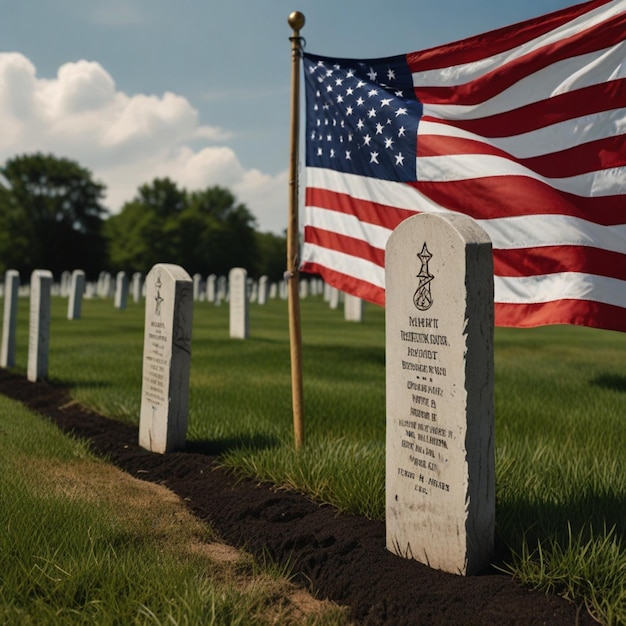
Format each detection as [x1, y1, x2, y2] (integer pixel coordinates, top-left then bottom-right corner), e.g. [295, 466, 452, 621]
[4, 293, 626, 624]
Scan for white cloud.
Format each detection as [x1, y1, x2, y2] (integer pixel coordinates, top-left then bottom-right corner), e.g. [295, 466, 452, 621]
[0, 52, 287, 233]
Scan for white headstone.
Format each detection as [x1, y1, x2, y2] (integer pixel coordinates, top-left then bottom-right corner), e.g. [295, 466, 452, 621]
[139, 263, 194, 453]
[67, 270, 85, 320]
[193, 273, 202, 301]
[385, 212, 494, 576]
[206, 274, 216, 304]
[258, 275, 269, 305]
[114, 271, 128, 310]
[1, 270, 20, 368]
[27, 269, 53, 382]
[132, 272, 143, 303]
[229, 268, 249, 339]
[329, 287, 339, 310]
[299, 278, 309, 298]
[269, 283, 277, 299]
[344, 294, 364, 322]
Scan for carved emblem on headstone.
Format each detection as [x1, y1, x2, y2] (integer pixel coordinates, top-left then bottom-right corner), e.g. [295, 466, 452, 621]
[413, 242, 434, 311]
[154, 275, 164, 315]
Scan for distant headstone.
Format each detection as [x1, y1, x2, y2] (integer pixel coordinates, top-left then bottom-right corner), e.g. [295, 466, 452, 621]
[258, 275, 269, 305]
[329, 287, 339, 310]
[344, 294, 363, 322]
[27, 269, 53, 382]
[1, 270, 20, 368]
[269, 283, 277, 299]
[139, 263, 193, 453]
[193, 273, 202, 301]
[229, 267, 249, 339]
[67, 270, 85, 320]
[299, 278, 309, 298]
[385, 212, 494, 576]
[114, 271, 128, 310]
[216, 275, 227, 304]
[206, 274, 216, 304]
[60, 271, 71, 297]
[132, 272, 143, 303]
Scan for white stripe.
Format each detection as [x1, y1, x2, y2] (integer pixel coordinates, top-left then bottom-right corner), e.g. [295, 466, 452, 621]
[418, 108, 626, 159]
[410, 1, 626, 87]
[420, 42, 626, 121]
[301, 242, 385, 288]
[495, 273, 626, 308]
[416, 153, 625, 197]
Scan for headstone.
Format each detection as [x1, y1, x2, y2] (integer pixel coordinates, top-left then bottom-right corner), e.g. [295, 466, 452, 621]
[114, 271, 128, 310]
[344, 294, 364, 322]
[60, 271, 72, 297]
[258, 275, 268, 305]
[216, 275, 227, 304]
[269, 283, 277, 299]
[132, 272, 143, 303]
[139, 263, 193, 453]
[385, 212, 494, 576]
[299, 278, 309, 298]
[206, 274, 216, 304]
[193, 273, 202, 301]
[1, 270, 20, 368]
[67, 270, 85, 320]
[329, 286, 339, 310]
[27, 269, 53, 382]
[248, 278, 257, 303]
[229, 267, 249, 339]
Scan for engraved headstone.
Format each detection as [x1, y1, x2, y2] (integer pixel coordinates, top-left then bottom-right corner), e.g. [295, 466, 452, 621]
[229, 267, 249, 339]
[1, 270, 20, 368]
[344, 293, 363, 322]
[385, 212, 494, 576]
[67, 270, 85, 320]
[27, 269, 53, 382]
[139, 264, 193, 453]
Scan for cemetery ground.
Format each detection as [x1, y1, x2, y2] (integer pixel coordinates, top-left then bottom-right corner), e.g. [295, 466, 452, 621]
[1, 296, 625, 624]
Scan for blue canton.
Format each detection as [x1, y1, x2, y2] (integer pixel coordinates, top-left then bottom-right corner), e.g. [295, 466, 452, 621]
[304, 52, 422, 183]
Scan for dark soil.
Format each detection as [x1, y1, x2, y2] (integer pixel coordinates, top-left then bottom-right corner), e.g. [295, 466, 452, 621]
[0, 368, 594, 625]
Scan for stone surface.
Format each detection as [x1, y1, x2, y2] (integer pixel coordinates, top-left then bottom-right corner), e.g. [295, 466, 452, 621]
[131, 272, 143, 303]
[139, 263, 193, 453]
[258, 275, 268, 305]
[67, 270, 85, 320]
[229, 268, 249, 339]
[1, 270, 20, 368]
[344, 293, 363, 321]
[385, 212, 495, 576]
[114, 271, 128, 310]
[27, 269, 53, 382]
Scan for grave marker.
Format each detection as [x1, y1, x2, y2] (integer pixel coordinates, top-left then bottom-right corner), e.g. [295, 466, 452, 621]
[385, 212, 494, 576]
[139, 263, 194, 453]
[1, 270, 20, 368]
[229, 267, 249, 339]
[67, 269, 85, 320]
[344, 293, 363, 322]
[27, 269, 53, 382]
[114, 271, 128, 310]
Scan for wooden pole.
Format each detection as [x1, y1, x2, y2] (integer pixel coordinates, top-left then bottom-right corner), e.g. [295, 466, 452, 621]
[287, 11, 305, 449]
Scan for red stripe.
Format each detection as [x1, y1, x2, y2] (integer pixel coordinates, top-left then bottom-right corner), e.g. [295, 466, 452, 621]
[494, 246, 626, 281]
[495, 299, 626, 332]
[305, 187, 415, 229]
[299, 261, 386, 307]
[418, 131, 626, 178]
[412, 15, 625, 106]
[304, 226, 386, 267]
[413, 178, 625, 225]
[406, 0, 611, 72]
[422, 80, 626, 138]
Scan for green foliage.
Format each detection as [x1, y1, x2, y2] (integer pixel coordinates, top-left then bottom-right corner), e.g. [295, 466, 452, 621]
[0, 153, 108, 278]
[105, 179, 260, 276]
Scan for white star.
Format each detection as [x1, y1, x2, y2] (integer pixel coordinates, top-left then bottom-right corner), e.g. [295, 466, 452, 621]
[346, 87, 354, 96]
[395, 107, 408, 117]
[375, 123, 384, 134]
[367, 108, 377, 118]
[395, 153, 405, 166]
[370, 151, 379, 163]
[398, 126, 406, 137]
[346, 106, 353, 115]
[395, 90, 404, 97]
[356, 119, 365, 130]
[326, 134, 332, 141]
[385, 137, 394, 149]
[345, 150, 351, 160]
[356, 97, 365, 106]
[368, 89, 379, 98]
[317, 147, 323, 156]
[387, 68, 396, 81]
[367, 68, 378, 81]
[330, 149, 335, 158]
[356, 80, 366, 89]
[335, 78, 343, 86]
[326, 69, 333, 77]
[337, 95, 344, 103]
[346, 69, 354, 78]
[363, 134, 372, 146]
[380, 98, 392, 108]
[326, 84, 333, 93]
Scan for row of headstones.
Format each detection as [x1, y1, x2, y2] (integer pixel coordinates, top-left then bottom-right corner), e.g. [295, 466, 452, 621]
[139, 214, 496, 577]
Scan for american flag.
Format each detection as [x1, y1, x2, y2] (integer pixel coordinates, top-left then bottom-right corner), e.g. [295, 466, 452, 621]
[300, 0, 626, 332]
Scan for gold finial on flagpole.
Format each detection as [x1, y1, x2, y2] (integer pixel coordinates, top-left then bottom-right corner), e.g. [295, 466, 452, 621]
[287, 11, 305, 450]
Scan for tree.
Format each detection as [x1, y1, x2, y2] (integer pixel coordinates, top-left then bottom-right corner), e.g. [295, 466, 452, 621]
[0, 153, 108, 277]
[105, 180, 260, 277]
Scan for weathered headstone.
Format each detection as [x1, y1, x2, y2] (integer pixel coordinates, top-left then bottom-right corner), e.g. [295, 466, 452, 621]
[229, 267, 249, 339]
[114, 271, 128, 310]
[139, 263, 193, 453]
[385, 212, 494, 576]
[344, 293, 363, 322]
[27, 269, 53, 382]
[67, 269, 85, 320]
[1, 270, 20, 368]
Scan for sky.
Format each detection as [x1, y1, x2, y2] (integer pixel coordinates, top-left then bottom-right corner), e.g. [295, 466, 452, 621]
[0, 0, 577, 234]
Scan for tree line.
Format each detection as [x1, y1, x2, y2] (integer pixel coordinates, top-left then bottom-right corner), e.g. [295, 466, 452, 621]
[0, 153, 287, 281]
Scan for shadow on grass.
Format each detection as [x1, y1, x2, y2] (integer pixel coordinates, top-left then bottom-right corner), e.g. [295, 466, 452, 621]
[185, 432, 280, 456]
[590, 374, 626, 393]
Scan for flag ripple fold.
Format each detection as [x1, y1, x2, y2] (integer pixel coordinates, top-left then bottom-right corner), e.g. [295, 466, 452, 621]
[301, 0, 626, 332]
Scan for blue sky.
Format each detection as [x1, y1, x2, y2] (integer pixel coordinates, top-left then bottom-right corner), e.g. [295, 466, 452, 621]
[0, 0, 575, 232]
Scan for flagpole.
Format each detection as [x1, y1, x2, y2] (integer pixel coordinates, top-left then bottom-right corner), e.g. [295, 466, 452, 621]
[287, 11, 305, 449]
